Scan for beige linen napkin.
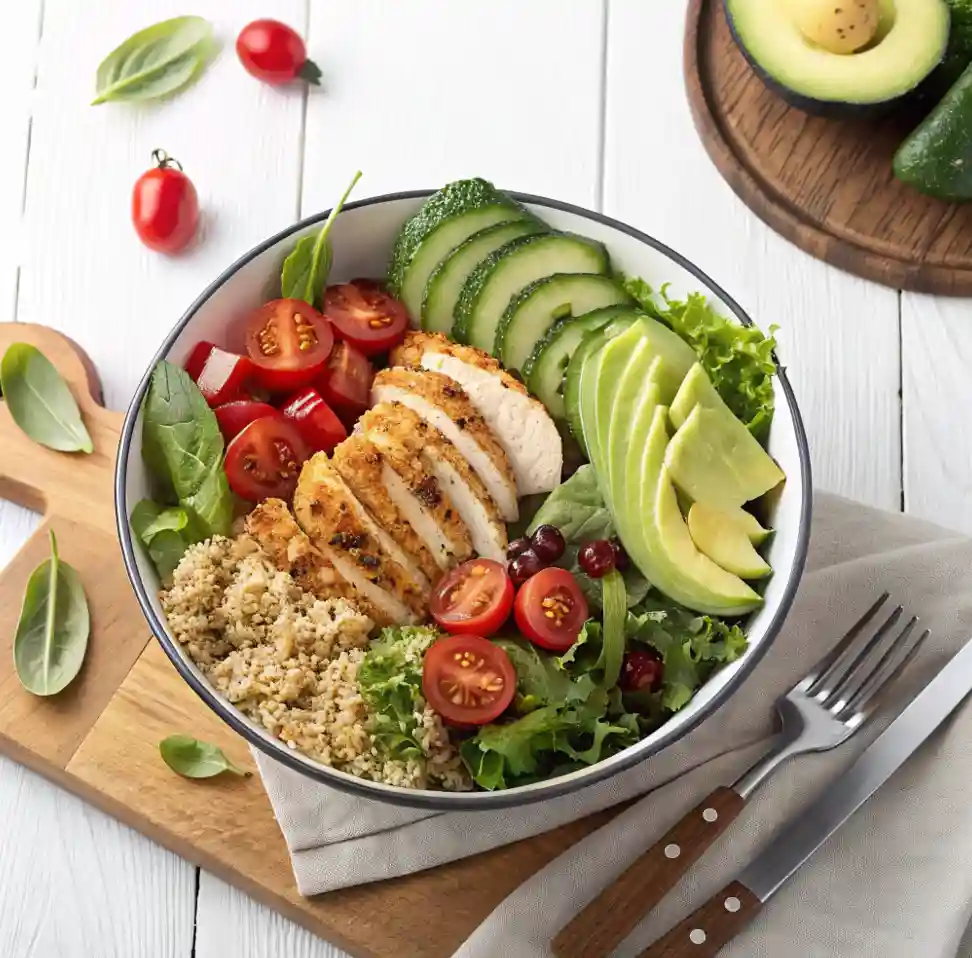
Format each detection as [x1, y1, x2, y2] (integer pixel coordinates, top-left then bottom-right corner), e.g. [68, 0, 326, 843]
[256, 492, 972, 955]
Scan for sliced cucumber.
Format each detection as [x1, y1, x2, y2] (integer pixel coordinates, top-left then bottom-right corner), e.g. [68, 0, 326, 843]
[524, 305, 631, 420]
[453, 233, 609, 354]
[421, 219, 546, 334]
[563, 313, 638, 455]
[496, 274, 631, 374]
[387, 179, 528, 325]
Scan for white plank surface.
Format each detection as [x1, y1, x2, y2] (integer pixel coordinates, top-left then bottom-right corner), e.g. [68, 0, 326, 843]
[603, 0, 902, 511]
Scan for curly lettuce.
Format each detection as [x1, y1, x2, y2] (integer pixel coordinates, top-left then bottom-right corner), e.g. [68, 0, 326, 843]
[621, 276, 777, 440]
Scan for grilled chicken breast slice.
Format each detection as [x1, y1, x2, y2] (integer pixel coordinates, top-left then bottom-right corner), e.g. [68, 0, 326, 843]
[371, 367, 519, 522]
[333, 433, 452, 584]
[293, 454, 429, 624]
[391, 331, 563, 495]
[359, 402, 508, 563]
[245, 498, 387, 625]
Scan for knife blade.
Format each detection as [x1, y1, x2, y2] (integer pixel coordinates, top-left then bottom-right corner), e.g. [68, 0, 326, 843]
[740, 635, 972, 902]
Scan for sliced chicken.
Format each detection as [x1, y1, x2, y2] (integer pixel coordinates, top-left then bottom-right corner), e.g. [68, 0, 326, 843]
[245, 498, 388, 626]
[293, 454, 429, 624]
[333, 433, 454, 584]
[371, 367, 520, 522]
[359, 402, 508, 563]
[391, 331, 563, 495]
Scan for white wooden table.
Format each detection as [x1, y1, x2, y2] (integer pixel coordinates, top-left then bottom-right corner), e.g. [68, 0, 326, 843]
[0, 1, 966, 955]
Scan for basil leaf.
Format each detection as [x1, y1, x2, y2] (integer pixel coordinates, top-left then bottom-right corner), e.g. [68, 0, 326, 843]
[141, 361, 234, 538]
[159, 734, 248, 779]
[130, 500, 194, 583]
[92, 16, 217, 105]
[13, 531, 90, 697]
[280, 171, 363, 306]
[0, 343, 93, 453]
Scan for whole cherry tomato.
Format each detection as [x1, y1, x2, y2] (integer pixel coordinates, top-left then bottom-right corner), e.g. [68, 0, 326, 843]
[132, 150, 199, 254]
[236, 20, 321, 86]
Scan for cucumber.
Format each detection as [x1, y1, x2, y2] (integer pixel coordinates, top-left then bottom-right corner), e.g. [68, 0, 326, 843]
[421, 218, 546, 334]
[453, 233, 610, 354]
[563, 313, 638, 455]
[894, 62, 972, 201]
[387, 179, 528, 325]
[496, 274, 631, 374]
[525, 305, 632, 420]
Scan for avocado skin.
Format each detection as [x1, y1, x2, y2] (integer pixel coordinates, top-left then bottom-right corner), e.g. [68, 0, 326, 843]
[723, 1, 946, 120]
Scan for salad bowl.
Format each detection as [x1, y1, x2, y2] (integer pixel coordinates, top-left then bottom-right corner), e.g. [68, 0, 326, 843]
[115, 188, 812, 810]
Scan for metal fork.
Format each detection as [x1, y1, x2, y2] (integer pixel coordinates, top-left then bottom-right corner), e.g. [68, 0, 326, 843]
[551, 593, 930, 958]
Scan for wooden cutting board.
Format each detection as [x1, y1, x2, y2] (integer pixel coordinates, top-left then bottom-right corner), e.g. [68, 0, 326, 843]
[684, 0, 972, 295]
[0, 322, 627, 958]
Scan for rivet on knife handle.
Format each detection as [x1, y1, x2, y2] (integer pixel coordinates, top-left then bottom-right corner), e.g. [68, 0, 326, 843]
[551, 786, 746, 958]
[636, 881, 762, 958]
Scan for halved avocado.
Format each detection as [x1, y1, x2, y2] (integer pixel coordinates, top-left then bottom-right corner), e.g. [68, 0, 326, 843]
[725, 0, 950, 116]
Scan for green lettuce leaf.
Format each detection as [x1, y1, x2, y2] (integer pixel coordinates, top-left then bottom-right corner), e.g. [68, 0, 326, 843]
[621, 276, 777, 440]
[527, 465, 649, 609]
[492, 637, 595, 713]
[357, 625, 440, 759]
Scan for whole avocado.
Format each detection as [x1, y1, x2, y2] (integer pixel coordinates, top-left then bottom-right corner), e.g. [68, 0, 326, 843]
[894, 62, 972, 200]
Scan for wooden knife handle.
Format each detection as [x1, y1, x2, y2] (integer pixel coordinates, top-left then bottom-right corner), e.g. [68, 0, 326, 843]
[636, 881, 762, 957]
[552, 786, 746, 958]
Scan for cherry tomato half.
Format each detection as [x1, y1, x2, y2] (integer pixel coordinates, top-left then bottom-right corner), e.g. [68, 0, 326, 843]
[321, 282, 409, 357]
[236, 19, 321, 86]
[514, 567, 589, 652]
[422, 634, 516, 727]
[317, 340, 373, 422]
[132, 150, 199, 254]
[281, 387, 347, 454]
[430, 559, 514, 637]
[214, 400, 280, 442]
[223, 416, 310, 501]
[185, 342, 254, 407]
[244, 299, 334, 393]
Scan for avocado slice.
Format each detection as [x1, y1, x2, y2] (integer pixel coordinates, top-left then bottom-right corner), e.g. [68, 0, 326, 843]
[722, 505, 772, 545]
[725, 0, 950, 115]
[665, 403, 784, 511]
[613, 404, 762, 616]
[688, 503, 772, 580]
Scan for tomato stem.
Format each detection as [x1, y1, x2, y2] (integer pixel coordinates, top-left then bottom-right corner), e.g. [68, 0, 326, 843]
[299, 58, 322, 86]
[151, 148, 183, 172]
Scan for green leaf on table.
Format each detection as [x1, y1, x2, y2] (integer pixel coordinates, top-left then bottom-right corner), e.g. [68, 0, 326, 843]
[92, 16, 218, 105]
[0, 343, 93, 453]
[13, 531, 90, 697]
[159, 734, 248, 779]
[280, 171, 363, 306]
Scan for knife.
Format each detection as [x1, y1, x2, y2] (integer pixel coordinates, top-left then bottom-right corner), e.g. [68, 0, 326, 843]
[639, 636, 972, 958]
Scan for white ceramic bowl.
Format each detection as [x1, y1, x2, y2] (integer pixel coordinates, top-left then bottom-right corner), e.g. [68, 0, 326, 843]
[115, 190, 812, 809]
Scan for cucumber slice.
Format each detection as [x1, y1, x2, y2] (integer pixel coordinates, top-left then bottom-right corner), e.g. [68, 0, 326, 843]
[563, 313, 638, 455]
[453, 233, 609, 353]
[496, 274, 631, 374]
[524, 305, 631, 420]
[421, 218, 546, 334]
[387, 179, 527, 325]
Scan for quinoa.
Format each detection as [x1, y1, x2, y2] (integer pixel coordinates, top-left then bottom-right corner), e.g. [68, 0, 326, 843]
[160, 534, 470, 790]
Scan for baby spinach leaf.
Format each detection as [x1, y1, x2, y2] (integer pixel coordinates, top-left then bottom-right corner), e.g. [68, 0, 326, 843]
[92, 16, 217, 105]
[141, 361, 234, 539]
[280, 171, 363, 306]
[0, 343, 93, 453]
[159, 734, 248, 779]
[13, 531, 90, 697]
[130, 500, 194, 583]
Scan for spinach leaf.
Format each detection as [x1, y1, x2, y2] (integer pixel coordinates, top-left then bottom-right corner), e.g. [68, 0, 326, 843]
[13, 531, 90, 697]
[493, 637, 596, 713]
[280, 171, 363, 306]
[159, 734, 248, 779]
[527, 465, 649, 609]
[0, 343, 93, 453]
[92, 16, 217, 105]
[141, 361, 234, 539]
[130, 500, 193, 583]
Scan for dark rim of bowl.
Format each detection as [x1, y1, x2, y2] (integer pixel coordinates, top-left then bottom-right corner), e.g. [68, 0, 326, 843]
[115, 188, 813, 810]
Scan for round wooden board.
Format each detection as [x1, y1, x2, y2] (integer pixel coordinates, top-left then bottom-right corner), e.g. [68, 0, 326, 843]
[684, 0, 972, 296]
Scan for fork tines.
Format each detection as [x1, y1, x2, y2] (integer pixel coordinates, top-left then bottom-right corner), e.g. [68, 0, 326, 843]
[804, 593, 930, 725]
